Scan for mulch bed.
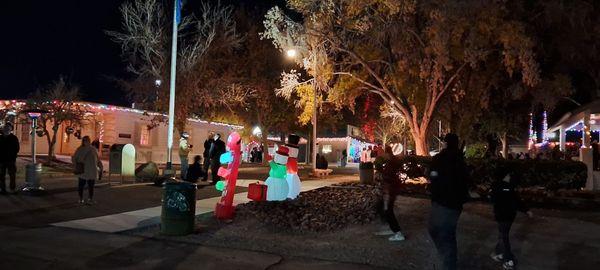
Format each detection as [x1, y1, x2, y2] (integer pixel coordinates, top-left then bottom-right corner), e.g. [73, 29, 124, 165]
[236, 183, 382, 232]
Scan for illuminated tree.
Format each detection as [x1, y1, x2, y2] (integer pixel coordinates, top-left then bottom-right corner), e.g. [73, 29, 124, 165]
[264, 1, 541, 156]
[27, 77, 88, 161]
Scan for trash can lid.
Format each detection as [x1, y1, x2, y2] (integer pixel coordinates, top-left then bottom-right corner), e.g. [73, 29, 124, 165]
[164, 181, 197, 189]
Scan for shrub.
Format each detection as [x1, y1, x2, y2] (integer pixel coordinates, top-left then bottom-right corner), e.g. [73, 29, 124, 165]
[395, 156, 587, 191]
[464, 143, 487, 159]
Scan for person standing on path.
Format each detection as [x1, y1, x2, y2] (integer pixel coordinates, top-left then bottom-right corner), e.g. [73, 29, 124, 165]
[341, 149, 347, 167]
[202, 132, 215, 181]
[179, 132, 192, 180]
[0, 123, 19, 194]
[72, 136, 103, 204]
[375, 145, 406, 241]
[490, 167, 533, 270]
[428, 133, 470, 270]
[209, 133, 226, 184]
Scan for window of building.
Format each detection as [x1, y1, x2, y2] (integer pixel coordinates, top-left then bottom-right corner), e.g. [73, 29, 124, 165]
[140, 127, 150, 146]
[322, 145, 333, 154]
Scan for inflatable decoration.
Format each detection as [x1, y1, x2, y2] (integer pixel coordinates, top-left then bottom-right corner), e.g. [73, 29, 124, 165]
[215, 180, 226, 191]
[265, 145, 289, 201]
[285, 134, 302, 199]
[214, 132, 242, 220]
[247, 182, 268, 201]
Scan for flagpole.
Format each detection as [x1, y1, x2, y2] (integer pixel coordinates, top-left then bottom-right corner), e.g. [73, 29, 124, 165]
[166, 0, 179, 173]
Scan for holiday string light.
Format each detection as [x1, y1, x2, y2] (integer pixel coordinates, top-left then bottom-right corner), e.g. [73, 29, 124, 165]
[0, 100, 243, 130]
[528, 112, 534, 150]
[542, 110, 548, 142]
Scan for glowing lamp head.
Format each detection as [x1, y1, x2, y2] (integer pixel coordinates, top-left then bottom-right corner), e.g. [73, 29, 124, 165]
[286, 49, 297, 58]
[27, 112, 41, 119]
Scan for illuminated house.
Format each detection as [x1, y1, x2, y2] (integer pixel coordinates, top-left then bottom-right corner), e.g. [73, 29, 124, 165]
[0, 100, 243, 164]
[317, 125, 377, 165]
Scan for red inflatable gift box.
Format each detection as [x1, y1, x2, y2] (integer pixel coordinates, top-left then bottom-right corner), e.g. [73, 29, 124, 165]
[247, 182, 268, 201]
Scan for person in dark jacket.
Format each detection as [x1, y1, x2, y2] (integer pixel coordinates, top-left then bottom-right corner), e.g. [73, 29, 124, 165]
[489, 167, 533, 270]
[186, 155, 206, 183]
[0, 123, 19, 194]
[202, 132, 214, 181]
[375, 145, 406, 241]
[209, 133, 226, 184]
[428, 133, 470, 270]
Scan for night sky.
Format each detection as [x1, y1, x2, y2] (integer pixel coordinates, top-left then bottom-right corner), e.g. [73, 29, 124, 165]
[0, 0, 127, 105]
[0, 0, 283, 106]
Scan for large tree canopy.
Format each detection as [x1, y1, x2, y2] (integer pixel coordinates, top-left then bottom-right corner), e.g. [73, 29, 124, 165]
[265, 0, 541, 155]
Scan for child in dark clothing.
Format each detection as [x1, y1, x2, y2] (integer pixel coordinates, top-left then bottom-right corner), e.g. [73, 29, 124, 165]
[490, 168, 533, 270]
[186, 155, 206, 183]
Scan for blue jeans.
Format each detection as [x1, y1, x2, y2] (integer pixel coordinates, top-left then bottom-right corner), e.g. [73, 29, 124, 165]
[428, 202, 462, 270]
[180, 156, 189, 180]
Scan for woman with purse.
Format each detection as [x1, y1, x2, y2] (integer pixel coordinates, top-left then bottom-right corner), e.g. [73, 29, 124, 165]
[72, 136, 103, 204]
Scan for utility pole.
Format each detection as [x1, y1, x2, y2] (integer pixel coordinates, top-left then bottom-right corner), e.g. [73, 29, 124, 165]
[165, 0, 181, 174]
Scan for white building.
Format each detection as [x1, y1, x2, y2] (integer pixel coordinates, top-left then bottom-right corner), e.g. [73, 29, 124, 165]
[1, 100, 243, 164]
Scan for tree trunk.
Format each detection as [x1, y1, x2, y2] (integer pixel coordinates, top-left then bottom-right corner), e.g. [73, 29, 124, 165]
[500, 132, 508, 158]
[47, 125, 60, 161]
[413, 131, 429, 156]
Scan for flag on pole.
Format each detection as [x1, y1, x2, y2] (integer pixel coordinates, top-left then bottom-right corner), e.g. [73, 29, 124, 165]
[176, 0, 182, 25]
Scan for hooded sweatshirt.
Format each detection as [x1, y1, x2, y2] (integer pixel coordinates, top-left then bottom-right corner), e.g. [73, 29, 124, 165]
[490, 178, 529, 221]
[429, 148, 470, 210]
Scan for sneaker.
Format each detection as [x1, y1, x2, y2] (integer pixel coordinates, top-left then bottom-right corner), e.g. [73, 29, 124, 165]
[85, 199, 96, 205]
[78, 199, 85, 204]
[388, 232, 406, 241]
[374, 229, 395, 236]
[503, 260, 515, 270]
[490, 253, 504, 262]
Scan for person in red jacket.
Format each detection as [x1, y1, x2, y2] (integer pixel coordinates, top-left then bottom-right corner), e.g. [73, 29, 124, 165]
[375, 145, 406, 241]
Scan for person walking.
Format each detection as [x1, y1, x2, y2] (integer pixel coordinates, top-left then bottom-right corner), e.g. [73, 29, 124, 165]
[375, 145, 406, 241]
[202, 132, 214, 181]
[209, 133, 226, 184]
[179, 132, 192, 180]
[186, 155, 206, 183]
[341, 149, 347, 167]
[428, 133, 470, 270]
[490, 167, 533, 270]
[0, 123, 19, 194]
[72, 136, 103, 204]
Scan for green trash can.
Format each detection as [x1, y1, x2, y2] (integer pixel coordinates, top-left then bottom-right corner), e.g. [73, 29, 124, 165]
[161, 181, 197, 235]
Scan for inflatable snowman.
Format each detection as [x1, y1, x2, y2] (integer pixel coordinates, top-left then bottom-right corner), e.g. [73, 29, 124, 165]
[285, 134, 301, 199]
[265, 145, 289, 201]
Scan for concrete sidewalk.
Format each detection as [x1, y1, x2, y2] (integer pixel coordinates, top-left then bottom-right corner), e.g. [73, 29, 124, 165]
[52, 179, 350, 233]
[0, 226, 383, 270]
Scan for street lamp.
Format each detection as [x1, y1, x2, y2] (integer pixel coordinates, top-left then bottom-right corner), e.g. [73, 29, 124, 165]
[252, 126, 262, 136]
[286, 49, 297, 58]
[21, 108, 48, 193]
[286, 47, 319, 171]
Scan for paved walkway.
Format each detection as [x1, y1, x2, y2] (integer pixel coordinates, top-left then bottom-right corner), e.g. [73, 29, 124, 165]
[0, 226, 383, 270]
[52, 179, 349, 233]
